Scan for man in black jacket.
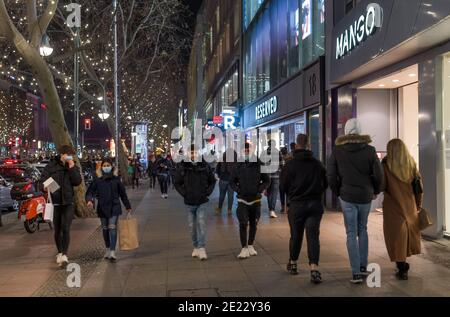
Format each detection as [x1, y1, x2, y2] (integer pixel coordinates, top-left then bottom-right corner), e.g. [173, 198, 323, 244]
[40, 145, 82, 268]
[230, 143, 270, 260]
[280, 134, 328, 284]
[174, 145, 216, 261]
[327, 118, 383, 284]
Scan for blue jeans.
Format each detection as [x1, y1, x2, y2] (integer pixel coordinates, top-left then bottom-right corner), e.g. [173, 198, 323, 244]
[187, 205, 207, 248]
[267, 178, 279, 211]
[218, 180, 234, 210]
[101, 216, 119, 251]
[340, 199, 371, 275]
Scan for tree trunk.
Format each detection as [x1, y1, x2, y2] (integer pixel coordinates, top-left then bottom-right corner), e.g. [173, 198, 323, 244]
[10, 28, 94, 218]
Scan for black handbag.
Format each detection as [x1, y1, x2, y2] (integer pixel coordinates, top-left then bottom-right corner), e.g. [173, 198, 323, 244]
[411, 176, 423, 196]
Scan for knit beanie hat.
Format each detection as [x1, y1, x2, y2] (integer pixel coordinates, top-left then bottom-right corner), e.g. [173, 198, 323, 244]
[345, 118, 362, 135]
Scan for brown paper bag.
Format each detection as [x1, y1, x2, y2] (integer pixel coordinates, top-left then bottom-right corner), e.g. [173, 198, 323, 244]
[119, 217, 139, 251]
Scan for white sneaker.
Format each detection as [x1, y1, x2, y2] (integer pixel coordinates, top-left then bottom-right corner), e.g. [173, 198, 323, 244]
[161, 194, 165, 199]
[56, 253, 63, 265]
[192, 248, 199, 258]
[104, 249, 111, 259]
[60, 255, 69, 268]
[237, 247, 250, 259]
[198, 248, 208, 261]
[110, 251, 117, 262]
[248, 245, 258, 256]
[270, 211, 278, 218]
[164, 194, 168, 199]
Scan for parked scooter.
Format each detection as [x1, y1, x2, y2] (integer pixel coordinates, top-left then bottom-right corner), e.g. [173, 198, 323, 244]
[17, 192, 52, 233]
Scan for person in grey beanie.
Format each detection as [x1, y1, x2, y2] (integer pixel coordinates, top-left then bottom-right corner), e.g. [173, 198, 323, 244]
[327, 118, 383, 284]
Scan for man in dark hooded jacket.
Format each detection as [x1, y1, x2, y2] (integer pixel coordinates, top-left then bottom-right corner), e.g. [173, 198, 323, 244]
[327, 118, 383, 284]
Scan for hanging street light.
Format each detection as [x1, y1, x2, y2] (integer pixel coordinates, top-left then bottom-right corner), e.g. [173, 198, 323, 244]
[39, 34, 54, 57]
[98, 104, 110, 121]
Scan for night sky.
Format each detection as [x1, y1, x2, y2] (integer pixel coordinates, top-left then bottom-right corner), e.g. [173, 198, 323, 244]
[184, 0, 203, 16]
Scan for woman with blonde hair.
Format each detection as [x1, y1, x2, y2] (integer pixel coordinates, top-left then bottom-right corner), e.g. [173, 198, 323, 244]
[382, 139, 423, 280]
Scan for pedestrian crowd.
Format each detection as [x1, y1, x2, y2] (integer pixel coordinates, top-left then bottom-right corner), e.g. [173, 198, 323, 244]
[39, 118, 427, 285]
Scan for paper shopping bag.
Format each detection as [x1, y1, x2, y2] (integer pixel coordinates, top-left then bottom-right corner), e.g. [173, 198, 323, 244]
[44, 194, 54, 222]
[119, 217, 139, 251]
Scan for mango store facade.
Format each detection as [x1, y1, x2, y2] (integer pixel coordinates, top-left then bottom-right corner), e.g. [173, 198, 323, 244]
[326, 0, 450, 238]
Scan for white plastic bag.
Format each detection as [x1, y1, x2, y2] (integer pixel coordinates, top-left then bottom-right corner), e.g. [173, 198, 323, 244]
[44, 194, 54, 222]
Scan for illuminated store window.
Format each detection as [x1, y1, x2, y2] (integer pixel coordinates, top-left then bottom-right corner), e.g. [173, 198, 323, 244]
[243, 0, 325, 104]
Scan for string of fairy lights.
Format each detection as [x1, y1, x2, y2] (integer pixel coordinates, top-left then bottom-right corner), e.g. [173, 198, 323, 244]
[0, 89, 33, 144]
[0, 0, 187, 151]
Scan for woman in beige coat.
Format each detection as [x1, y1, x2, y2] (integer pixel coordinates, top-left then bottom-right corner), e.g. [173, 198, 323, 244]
[382, 139, 423, 280]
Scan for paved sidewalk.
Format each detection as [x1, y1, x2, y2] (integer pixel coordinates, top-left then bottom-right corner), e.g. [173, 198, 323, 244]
[73, 184, 450, 297]
[0, 184, 148, 297]
[1, 180, 450, 297]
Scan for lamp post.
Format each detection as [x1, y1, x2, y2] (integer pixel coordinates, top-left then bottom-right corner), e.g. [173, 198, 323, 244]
[113, 0, 120, 168]
[131, 131, 137, 156]
[162, 124, 169, 152]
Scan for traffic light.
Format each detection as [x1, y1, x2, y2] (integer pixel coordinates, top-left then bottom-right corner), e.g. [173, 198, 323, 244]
[85, 118, 92, 130]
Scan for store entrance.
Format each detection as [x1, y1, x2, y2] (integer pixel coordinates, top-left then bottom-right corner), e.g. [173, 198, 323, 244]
[357, 64, 419, 209]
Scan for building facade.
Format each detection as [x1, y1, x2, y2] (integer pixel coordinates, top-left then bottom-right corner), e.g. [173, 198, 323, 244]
[326, 0, 450, 238]
[241, 0, 326, 159]
[187, 0, 242, 135]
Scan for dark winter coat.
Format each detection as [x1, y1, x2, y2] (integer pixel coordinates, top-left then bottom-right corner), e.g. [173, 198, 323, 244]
[174, 161, 216, 206]
[40, 156, 82, 205]
[230, 158, 271, 202]
[216, 152, 237, 182]
[85, 173, 131, 218]
[155, 157, 170, 175]
[327, 134, 383, 204]
[280, 150, 328, 202]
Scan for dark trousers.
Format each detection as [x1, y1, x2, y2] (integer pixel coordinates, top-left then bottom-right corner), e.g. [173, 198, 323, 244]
[236, 202, 261, 248]
[158, 174, 168, 194]
[150, 174, 156, 188]
[288, 200, 323, 265]
[279, 186, 286, 209]
[132, 177, 139, 189]
[53, 205, 75, 254]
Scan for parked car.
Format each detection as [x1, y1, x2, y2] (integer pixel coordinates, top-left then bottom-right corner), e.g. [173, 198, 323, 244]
[0, 164, 41, 201]
[31, 162, 48, 174]
[0, 175, 19, 212]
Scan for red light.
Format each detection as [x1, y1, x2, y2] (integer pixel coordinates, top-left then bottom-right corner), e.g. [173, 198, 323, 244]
[213, 116, 223, 125]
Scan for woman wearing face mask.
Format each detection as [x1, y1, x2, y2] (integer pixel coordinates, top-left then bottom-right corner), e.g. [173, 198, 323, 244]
[86, 159, 132, 262]
[40, 145, 82, 268]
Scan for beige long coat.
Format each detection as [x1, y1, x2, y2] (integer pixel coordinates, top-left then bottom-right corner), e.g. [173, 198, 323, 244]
[382, 162, 423, 262]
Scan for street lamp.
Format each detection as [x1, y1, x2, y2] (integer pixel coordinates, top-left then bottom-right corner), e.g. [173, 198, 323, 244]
[39, 34, 54, 57]
[98, 105, 110, 120]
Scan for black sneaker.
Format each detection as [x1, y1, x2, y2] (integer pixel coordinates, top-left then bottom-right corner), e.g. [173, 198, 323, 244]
[287, 261, 298, 275]
[360, 266, 370, 277]
[310, 271, 322, 284]
[350, 274, 364, 284]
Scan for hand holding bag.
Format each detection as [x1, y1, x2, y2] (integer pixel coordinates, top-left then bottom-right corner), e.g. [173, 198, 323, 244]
[119, 213, 139, 251]
[44, 193, 54, 222]
[418, 207, 433, 231]
[411, 173, 431, 230]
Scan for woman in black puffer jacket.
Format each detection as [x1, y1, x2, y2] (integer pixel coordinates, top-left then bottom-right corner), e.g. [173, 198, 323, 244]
[86, 159, 132, 262]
